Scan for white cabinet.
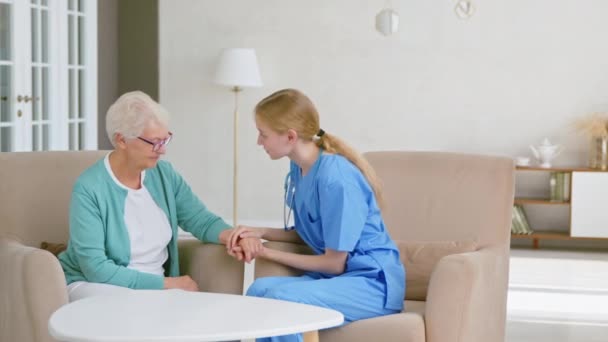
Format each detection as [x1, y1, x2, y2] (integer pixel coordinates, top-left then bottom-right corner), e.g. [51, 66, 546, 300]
[570, 172, 608, 238]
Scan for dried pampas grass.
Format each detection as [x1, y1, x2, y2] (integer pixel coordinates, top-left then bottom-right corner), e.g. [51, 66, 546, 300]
[574, 112, 608, 138]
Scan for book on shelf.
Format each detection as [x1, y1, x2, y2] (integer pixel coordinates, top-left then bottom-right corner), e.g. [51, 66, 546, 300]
[563, 172, 570, 201]
[557, 172, 564, 201]
[511, 205, 522, 234]
[549, 172, 570, 202]
[511, 205, 533, 235]
[549, 172, 557, 201]
[516, 205, 533, 234]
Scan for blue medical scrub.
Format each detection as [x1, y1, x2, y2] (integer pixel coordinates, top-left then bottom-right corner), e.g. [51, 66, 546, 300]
[247, 153, 406, 342]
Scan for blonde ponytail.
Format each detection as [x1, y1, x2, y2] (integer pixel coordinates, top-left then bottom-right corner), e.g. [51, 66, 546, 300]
[315, 133, 385, 210]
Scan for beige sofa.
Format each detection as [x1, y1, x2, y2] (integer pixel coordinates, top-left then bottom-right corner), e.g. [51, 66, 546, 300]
[0, 151, 244, 342]
[254, 151, 515, 342]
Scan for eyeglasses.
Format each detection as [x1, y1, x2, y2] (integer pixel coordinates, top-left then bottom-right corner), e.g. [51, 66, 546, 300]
[137, 132, 173, 152]
[283, 173, 295, 231]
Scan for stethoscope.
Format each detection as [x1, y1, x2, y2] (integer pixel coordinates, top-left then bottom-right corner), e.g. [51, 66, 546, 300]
[282, 148, 323, 231]
[283, 172, 295, 231]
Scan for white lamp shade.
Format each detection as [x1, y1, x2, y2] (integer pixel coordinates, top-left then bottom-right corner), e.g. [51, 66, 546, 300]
[375, 9, 399, 36]
[213, 48, 263, 88]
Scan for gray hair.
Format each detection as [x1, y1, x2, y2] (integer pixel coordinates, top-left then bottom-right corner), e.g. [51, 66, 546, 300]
[105, 91, 170, 147]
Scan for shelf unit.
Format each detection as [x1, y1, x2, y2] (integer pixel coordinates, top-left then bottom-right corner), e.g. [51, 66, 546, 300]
[512, 166, 608, 249]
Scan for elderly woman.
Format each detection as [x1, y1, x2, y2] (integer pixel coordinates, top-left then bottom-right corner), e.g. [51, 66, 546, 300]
[58, 91, 256, 302]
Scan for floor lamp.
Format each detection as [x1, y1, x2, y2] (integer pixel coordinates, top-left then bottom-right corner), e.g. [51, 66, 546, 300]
[213, 48, 262, 228]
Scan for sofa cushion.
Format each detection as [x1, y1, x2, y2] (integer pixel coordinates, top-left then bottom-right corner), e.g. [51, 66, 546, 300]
[40, 241, 67, 257]
[397, 239, 477, 301]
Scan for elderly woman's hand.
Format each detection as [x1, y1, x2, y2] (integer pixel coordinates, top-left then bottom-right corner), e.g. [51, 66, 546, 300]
[227, 225, 266, 250]
[231, 237, 264, 263]
[163, 275, 199, 291]
[224, 226, 265, 262]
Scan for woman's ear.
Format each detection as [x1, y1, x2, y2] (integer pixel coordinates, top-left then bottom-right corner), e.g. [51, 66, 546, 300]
[114, 133, 128, 150]
[286, 129, 298, 143]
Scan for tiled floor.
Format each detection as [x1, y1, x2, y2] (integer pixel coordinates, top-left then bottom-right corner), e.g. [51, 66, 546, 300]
[506, 321, 608, 342]
[506, 248, 608, 341]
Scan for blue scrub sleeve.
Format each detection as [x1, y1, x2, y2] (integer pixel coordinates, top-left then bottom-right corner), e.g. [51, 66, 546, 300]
[319, 181, 368, 251]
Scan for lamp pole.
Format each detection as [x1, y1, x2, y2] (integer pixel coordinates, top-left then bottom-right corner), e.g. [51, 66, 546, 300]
[232, 86, 241, 228]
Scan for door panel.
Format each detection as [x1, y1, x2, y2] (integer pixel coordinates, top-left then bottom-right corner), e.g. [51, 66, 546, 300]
[30, 1, 51, 151]
[0, 0, 96, 152]
[0, 1, 15, 151]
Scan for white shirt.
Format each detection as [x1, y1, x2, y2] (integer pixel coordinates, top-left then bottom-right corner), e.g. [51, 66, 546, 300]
[104, 153, 172, 276]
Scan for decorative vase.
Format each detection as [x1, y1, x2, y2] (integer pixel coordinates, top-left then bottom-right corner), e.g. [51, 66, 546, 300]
[589, 136, 608, 170]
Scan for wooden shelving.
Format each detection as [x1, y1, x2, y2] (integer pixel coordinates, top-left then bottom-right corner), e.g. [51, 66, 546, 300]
[513, 165, 608, 249]
[514, 198, 569, 205]
[516, 166, 599, 172]
[512, 231, 608, 249]
[511, 231, 569, 239]
[511, 231, 569, 249]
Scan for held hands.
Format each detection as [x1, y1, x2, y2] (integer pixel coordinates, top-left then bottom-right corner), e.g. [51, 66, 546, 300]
[164, 275, 199, 291]
[229, 237, 264, 263]
[226, 225, 265, 263]
[228, 225, 265, 247]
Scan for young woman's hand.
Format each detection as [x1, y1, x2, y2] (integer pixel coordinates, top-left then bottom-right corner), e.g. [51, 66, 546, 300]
[163, 275, 199, 291]
[227, 225, 265, 250]
[230, 237, 265, 263]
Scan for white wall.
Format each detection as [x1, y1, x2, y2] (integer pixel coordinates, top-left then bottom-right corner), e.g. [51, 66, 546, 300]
[158, 0, 608, 226]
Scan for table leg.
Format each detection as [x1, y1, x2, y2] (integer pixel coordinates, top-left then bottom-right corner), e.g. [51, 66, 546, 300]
[303, 330, 319, 342]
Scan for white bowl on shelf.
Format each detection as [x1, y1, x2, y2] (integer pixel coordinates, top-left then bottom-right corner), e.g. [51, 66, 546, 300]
[515, 157, 531, 167]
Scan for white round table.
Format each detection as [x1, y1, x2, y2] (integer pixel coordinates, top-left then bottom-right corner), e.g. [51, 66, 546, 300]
[48, 290, 344, 342]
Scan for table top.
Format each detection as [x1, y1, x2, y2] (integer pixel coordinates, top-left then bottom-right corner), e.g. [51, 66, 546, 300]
[48, 290, 344, 342]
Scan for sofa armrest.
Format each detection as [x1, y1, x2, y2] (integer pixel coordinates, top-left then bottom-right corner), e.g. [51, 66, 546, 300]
[178, 239, 245, 295]
[253, 241, 313, 279]
[0, 238, 68, 342]
[425, 245, 509, 342]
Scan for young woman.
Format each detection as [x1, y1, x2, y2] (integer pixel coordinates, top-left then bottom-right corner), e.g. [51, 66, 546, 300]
[228, 88, 405, 342]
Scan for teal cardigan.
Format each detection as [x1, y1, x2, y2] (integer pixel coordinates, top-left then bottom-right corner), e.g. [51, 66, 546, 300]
[58, 158, 231, 289]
